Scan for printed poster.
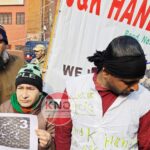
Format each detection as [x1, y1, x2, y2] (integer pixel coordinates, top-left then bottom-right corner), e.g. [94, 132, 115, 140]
[0, 113, 38, 150]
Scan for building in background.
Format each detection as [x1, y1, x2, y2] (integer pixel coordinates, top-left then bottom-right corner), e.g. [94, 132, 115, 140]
[26, 0, 41, 41]
[43, 0, 58, 41]
[0, 0, 58, 50]
[26, 0, 58, 42]
[0, 0, 26, 50]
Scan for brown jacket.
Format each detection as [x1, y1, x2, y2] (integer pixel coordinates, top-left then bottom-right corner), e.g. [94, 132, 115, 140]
[0, 100, 55, 150]
[0, 55, 24, 104]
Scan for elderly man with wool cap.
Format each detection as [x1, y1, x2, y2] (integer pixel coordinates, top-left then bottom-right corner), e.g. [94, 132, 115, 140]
[0, 63, 55, 150]
[0, 25, 24, 104]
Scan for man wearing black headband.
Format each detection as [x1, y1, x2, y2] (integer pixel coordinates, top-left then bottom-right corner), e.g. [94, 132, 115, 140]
[87, 36, 146, 96]
[55, 36, 150, 150]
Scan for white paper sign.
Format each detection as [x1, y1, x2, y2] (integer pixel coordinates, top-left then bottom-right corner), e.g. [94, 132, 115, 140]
[0, 113, 38, 150]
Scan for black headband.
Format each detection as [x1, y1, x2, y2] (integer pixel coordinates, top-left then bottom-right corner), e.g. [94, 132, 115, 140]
[104, 56, 146, 79]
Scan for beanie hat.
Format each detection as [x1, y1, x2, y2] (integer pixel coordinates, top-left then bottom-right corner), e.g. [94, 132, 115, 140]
[0, 25, 8, 45]
[15, 63, 43, 92]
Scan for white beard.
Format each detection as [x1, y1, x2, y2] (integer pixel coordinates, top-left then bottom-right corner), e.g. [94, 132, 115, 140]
[2, 50, 9, 63]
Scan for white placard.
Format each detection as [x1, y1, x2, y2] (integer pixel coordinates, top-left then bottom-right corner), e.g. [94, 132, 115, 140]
[0, 113, 38, 150]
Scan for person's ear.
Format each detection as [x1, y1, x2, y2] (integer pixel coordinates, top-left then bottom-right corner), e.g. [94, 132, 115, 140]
[102, 67, 112, 82]
[102, 67, 109, 76]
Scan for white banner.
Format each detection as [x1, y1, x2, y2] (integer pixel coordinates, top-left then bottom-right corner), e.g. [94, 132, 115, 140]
[44, 0, 150, 93]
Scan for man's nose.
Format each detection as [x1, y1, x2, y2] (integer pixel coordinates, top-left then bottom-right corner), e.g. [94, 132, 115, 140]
[130, 83, 139, 91]
[22, 90, 28, 99]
